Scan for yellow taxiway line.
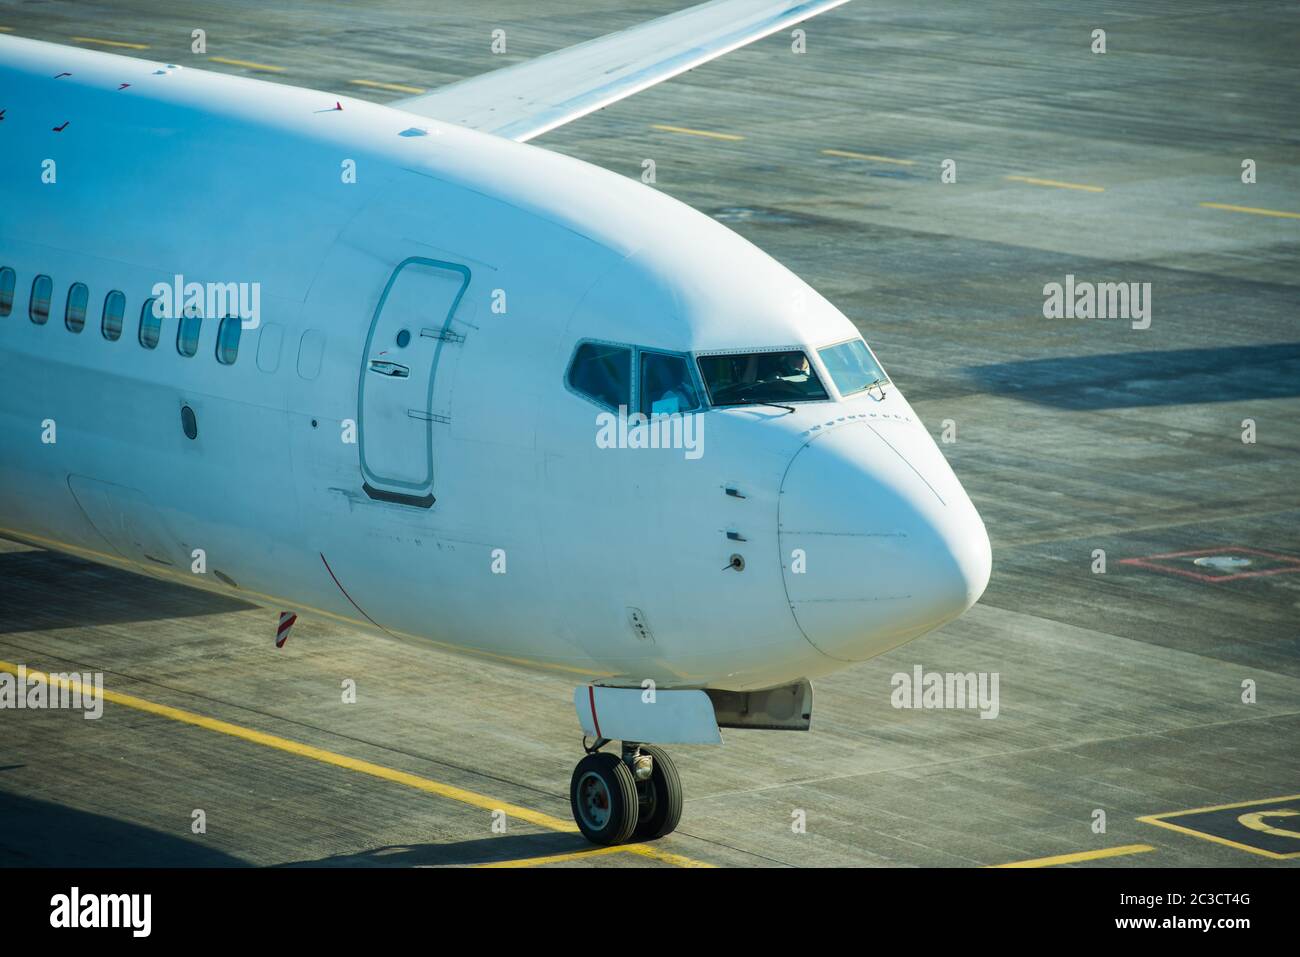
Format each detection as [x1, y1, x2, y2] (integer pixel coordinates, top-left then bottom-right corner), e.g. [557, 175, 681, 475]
[821, 148, 915, 166]
[0, 659, 711, 868]
[479, 845, 636, 868]
[1198, 201, 1300, 220]
[1004, 174, 1105, 193]
[209, 56, 285, 73]
[1138, 793, 1300, 860]
[72, 36, 150, 50]
[990, 844, 1155, 867]
[651, 123, 744, 141]
[350, 78, 426, 95]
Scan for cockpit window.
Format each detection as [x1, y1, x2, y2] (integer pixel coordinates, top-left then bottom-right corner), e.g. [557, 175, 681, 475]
[697, 350, 828, 407]
[640, 351, 700, 415]
[568, 341, 631, 409]
[817, 338, 889, 396]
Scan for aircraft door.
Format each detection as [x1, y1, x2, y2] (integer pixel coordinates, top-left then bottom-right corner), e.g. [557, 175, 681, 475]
[358, 257, 470, 506]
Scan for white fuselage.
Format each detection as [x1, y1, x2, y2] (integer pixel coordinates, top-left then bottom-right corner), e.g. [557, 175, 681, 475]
[0, 36, 991, 692]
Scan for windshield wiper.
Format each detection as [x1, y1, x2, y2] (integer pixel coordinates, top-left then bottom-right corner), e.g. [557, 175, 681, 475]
[738, 397, 795, 414]
[721, 379, 798, 413]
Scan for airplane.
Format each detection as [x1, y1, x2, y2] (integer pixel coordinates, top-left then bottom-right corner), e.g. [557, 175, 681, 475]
[0, 0, 992, 846]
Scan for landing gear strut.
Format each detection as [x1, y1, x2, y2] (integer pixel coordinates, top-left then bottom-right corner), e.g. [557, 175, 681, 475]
[569, 740, 683, 845]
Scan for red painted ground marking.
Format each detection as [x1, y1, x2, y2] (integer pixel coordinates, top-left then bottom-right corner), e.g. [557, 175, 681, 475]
[1119, 546, 1300, 583]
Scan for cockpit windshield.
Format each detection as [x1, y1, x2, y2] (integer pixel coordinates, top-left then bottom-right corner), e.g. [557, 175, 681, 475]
[817, 338, 889, 396]
[697, 350, 829, 407]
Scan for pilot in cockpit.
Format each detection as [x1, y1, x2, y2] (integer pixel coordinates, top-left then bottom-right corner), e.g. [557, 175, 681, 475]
[778, 352, 811, 383]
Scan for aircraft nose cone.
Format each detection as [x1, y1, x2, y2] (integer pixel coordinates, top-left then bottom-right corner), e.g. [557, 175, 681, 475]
[778, 420, 990, 662]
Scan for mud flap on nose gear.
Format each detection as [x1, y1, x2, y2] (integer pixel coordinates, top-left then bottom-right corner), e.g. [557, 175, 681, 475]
[575, 686, 722, 745]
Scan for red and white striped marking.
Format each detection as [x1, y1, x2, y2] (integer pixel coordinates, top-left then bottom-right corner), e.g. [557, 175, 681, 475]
[275, 612, 297, 648]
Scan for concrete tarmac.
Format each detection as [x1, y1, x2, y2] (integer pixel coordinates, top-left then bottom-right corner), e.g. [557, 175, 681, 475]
[1, 1, 1297, 867]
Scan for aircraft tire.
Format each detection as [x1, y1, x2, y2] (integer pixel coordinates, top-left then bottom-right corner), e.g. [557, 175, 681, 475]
[633, 745, 683, 840]
[570, 751, 639, 845]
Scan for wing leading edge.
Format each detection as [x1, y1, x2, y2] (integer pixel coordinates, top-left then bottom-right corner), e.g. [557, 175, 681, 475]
[391, 0, 850, 142]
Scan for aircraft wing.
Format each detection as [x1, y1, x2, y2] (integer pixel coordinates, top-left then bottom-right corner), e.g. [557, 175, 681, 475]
[391, 0, 850, 142]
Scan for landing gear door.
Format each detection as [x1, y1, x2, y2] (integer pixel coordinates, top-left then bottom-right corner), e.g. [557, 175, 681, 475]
[358, 257, 470, 506]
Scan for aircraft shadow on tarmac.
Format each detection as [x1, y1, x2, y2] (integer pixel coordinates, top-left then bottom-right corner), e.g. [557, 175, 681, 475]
[0, 547, 251, 635]
[0, 774, 599, 868]
[279, 832, 606, 868]
[965, 342, 1300, 409]
[0, 790, 250, 866]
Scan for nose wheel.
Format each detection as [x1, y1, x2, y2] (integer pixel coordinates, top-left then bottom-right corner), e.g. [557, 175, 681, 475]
[569, 742, 683, 845]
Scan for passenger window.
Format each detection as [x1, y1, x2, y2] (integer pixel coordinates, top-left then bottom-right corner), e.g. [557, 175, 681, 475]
[139, 297, 162, 349]
[65, 282, 89, 333]
[30, 275, 53, 324]
[216, 316, 241, 365]
[640, 352, 700, 414]
[177, 306, 201, 357]
[102, 291, 125, 341]
[567, 342, 631, 409]
[0, 267, 14, 317]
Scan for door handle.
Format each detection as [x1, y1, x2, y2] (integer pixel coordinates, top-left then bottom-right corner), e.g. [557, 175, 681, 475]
[369, 360, 410, 378]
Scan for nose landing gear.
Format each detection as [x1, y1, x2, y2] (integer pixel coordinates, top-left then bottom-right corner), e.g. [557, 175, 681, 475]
[569, 739, 683, 845]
